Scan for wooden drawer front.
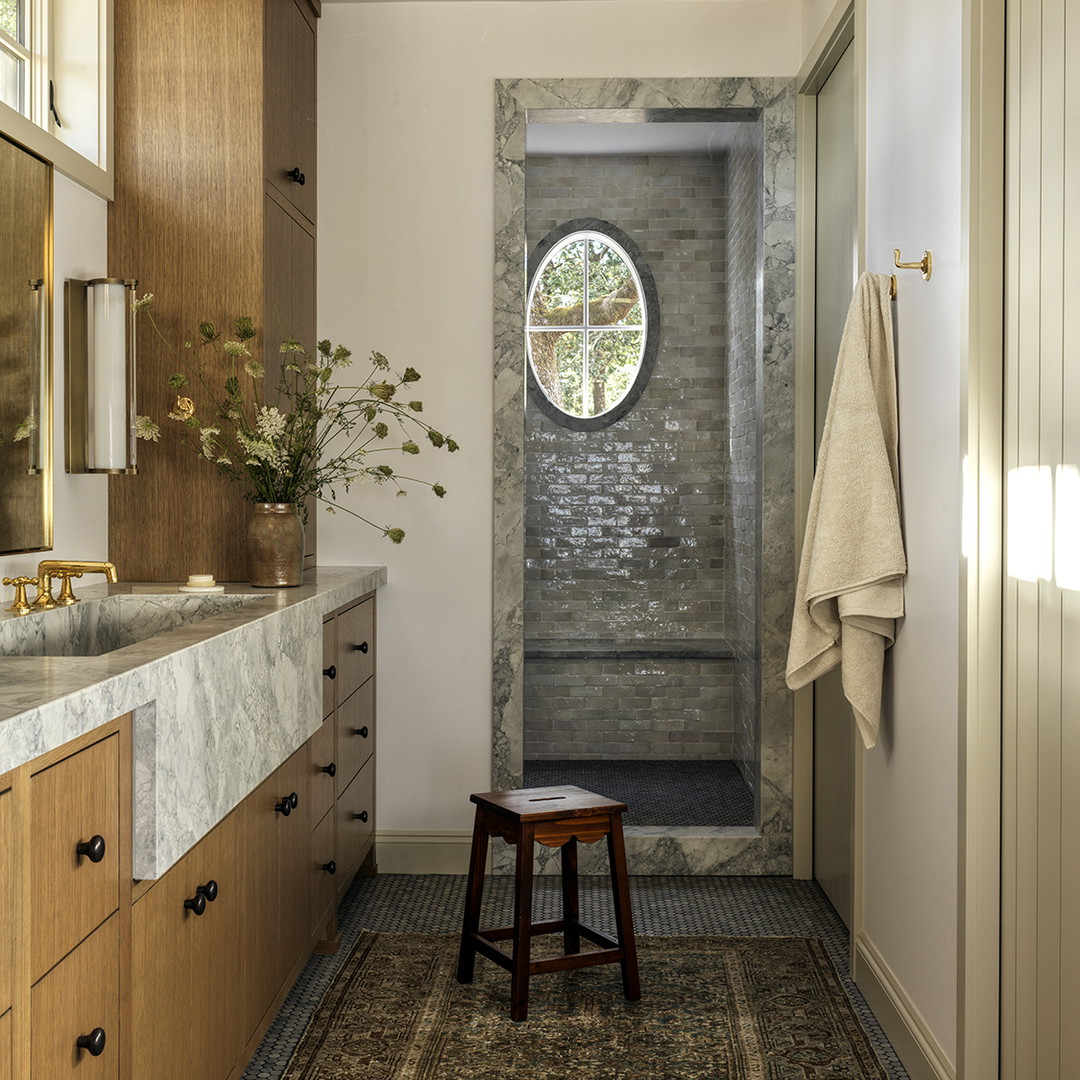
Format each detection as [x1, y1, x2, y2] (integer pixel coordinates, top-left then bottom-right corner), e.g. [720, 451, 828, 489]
[337, 759, 374, 882]
[0, 788, 12, 1016]
[335, 678, 374, 796]
[309, 807, 336, 937]
[322, 618, 336, 719]
[336, 598, 374, 702]
[0, 1008, 10, 1080]
[31, 913, 118, 1080]
[31, 736, 119, 982]
[308, 717, 336, 825]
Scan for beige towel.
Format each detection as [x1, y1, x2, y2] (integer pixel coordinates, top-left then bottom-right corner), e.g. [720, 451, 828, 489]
[785, 272, 906, 748]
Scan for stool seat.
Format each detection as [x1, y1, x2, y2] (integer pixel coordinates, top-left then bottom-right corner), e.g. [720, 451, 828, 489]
[456, 785, 640, 1021]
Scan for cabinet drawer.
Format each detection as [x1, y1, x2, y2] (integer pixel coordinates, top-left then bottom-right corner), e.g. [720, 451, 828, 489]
[336, 759, 374, 883]
[308, 717, 336, 825]
[322, 618, 335, 719]
[335, 678, 374, 796]
[31, 913, 118, 1080]
[336, 598, 374, 702]
[31, 736, 119, 982]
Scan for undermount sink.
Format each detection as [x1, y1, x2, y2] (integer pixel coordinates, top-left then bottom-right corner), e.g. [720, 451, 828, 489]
[0, 593, 268, 658]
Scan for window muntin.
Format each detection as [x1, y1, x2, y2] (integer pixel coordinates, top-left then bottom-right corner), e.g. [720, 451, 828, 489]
[526, 230, 646, 421]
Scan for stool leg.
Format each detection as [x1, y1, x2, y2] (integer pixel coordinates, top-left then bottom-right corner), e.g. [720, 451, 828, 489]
[456, 808, 489, 984]
[561, 838, 580, 954]
[510, 822, 536, 1021]
[607, 813, 640, 1001]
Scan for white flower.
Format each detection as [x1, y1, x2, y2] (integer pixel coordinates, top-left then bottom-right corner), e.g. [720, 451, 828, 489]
[244, 358, 264, 379]
[256, 405, 287, 442]
[12, 415, 35, 442]
[135, 415, 161, 442]
[223, 341, 250, 358]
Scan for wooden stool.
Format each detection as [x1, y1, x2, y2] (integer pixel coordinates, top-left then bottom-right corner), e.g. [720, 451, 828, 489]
[456, 785, 640, 1021]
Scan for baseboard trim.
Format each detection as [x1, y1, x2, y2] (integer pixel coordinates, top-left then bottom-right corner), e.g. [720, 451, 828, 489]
[375, 830, 476, 874]
[853, 931, 955, 1080]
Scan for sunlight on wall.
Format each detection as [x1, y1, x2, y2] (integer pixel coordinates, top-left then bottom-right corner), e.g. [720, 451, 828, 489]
[1003, 464, 1080, 587]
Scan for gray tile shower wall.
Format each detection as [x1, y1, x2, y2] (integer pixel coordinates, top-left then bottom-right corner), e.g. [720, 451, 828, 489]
[524, 153, 733, 757]
[727, 123, 764, 796]
[524, 657, 735, 760]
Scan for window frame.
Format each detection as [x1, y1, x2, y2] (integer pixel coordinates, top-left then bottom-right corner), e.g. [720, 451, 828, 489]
[525, 218, 660, 431]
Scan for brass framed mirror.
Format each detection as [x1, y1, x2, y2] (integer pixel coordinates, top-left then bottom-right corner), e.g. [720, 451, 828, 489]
[0, 132, 52, 555]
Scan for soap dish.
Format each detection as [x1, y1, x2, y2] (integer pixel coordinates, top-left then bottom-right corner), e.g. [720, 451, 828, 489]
[178, 584, 225, 593]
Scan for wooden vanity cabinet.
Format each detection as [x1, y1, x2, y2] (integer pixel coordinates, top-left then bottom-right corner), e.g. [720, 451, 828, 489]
[108, 0, 320, 581]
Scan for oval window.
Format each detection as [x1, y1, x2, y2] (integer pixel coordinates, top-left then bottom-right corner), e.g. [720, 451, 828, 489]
[526, 220, 658, 430]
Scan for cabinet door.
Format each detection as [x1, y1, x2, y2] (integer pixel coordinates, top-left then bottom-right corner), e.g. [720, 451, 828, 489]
[132, 814, 242, 1080]
[241, 745, 310, 1040]
[30, 735, 119, 982]
[336, 599, 374, 702]
[309, 806, 336, 939]
[337, 758, 374, 889]
[0, 786, 12, 1017]
[264, 0, 317, 223]
[336, 678, 374, 796]
[31, 914, 118, 1080]
[0, 1008, 9, 1080]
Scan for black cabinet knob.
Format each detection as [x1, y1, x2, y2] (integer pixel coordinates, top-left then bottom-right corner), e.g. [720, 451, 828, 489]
[289, 791, 299, 810]
[355, 810, 369, 823]
[321, 762, 336, 777]
[76, 1027, 107, 1057]
[354, 726, 369, 739]
[274, 797, 292, 817]
[287, 166, 306, 185]
[355, 641, 369, 653]
[322, 860, 336, 875]
[76, 834, 106, 863]
[184, 892, 207, 916]
[197, 879, 218, 903]
[323, 664, 336, 679]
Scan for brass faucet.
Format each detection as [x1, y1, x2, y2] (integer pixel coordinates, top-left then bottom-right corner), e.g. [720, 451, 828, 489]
[35, 560, 118, 608]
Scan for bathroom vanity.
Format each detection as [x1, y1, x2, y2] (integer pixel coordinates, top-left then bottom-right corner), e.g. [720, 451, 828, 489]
[0, 565, 383, 1079]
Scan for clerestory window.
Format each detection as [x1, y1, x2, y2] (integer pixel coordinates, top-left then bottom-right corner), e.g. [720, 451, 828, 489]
[526, 219, 658, 430]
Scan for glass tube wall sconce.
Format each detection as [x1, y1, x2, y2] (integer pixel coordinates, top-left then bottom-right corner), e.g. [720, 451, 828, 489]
[64, 277, 138, 474]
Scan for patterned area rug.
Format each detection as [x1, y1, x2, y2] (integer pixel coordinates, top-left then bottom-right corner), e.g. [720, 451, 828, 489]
[282, 932, 889, 1079]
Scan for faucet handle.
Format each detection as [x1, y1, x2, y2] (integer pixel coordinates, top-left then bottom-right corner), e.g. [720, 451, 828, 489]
[53, 569, 84, 606]
[2, 576, 38, 615]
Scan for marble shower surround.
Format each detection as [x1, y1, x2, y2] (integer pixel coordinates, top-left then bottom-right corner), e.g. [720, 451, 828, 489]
[494, 77, 795, 875]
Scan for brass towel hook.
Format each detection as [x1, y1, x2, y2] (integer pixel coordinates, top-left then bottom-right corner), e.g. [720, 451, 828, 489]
[893, 248, 933, 281]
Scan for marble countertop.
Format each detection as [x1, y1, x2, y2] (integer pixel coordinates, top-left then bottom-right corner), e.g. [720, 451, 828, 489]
[0, 565, 386, 879]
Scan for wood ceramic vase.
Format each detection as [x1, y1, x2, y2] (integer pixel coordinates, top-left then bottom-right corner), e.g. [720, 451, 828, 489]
[247, 503, 304, 587]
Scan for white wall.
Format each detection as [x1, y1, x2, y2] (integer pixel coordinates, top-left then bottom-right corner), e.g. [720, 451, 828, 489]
[0, 173, 110, 582]
[316, 0, 802, 834]
[860, 0, 962, 1067]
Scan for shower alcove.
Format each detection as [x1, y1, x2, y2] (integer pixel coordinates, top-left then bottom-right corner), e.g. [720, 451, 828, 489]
[493, 78, 795, 875]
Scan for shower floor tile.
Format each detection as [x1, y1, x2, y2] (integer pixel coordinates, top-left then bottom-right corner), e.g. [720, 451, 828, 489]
[522, 758, 754, 826]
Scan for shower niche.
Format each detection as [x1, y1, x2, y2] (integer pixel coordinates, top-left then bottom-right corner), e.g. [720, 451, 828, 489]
[494, 80, 795, 875]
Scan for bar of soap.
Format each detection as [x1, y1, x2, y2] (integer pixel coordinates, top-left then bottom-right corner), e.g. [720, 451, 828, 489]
[187, 574, 216, 588]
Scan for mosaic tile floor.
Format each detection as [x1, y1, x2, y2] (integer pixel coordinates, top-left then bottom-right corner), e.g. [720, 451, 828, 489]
[523, 758, 755, 826]
[241, 873, 910, 1080]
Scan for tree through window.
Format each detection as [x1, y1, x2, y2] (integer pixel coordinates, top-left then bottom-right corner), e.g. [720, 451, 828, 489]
[526, 225, 653, 425]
